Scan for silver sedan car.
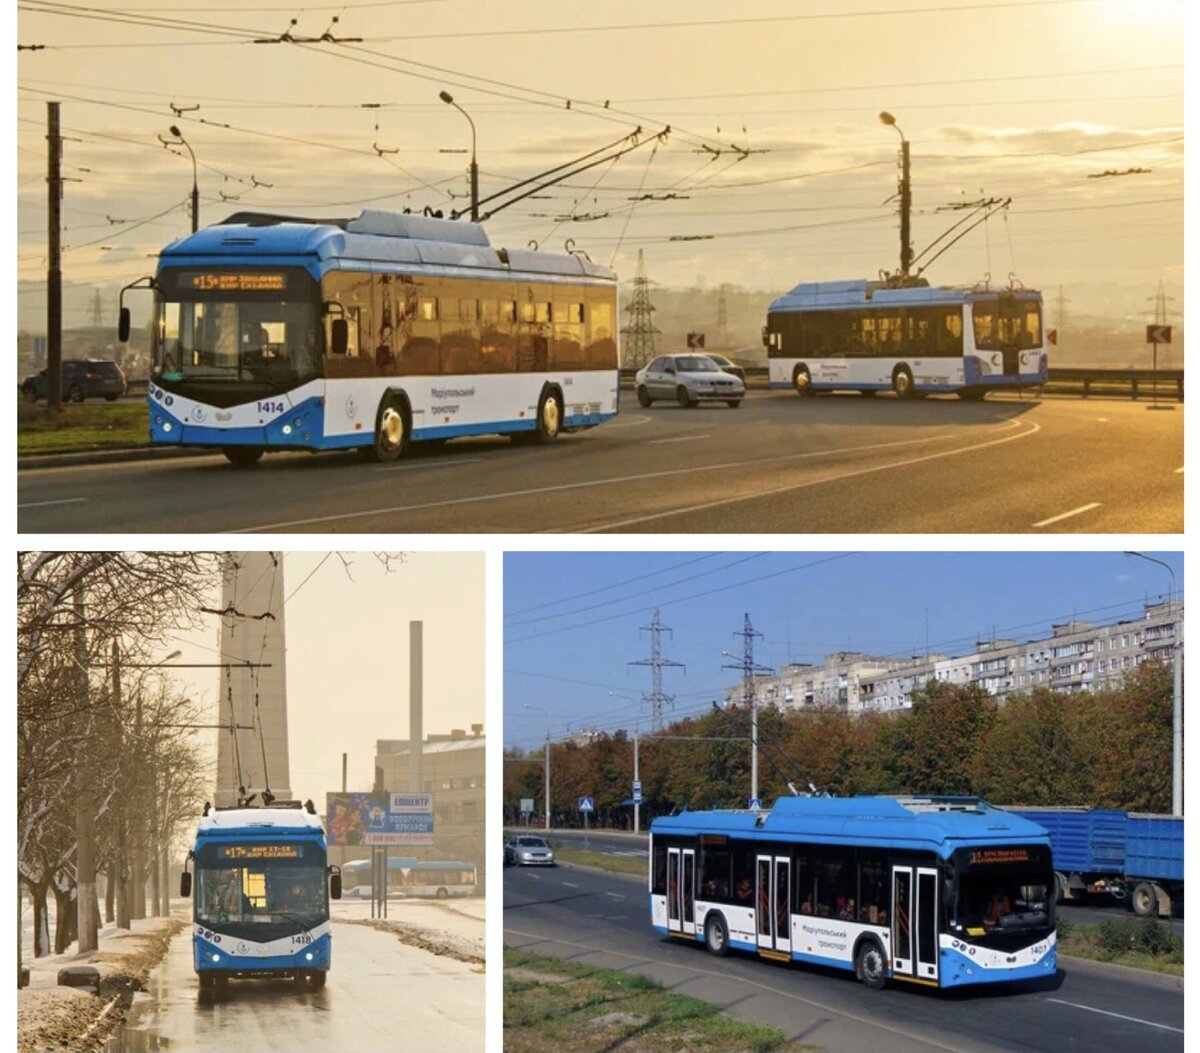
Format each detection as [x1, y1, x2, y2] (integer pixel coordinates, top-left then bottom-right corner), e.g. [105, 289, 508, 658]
[505, 835, 556, 866]
[635, 353, 744, 408]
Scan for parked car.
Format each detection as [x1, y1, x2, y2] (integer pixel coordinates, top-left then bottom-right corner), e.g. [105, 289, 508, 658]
[635, 353, 744, 408]
[22, 359, 127, 402]
[504, 835, 556, 867]
[703, 353, 746, 382]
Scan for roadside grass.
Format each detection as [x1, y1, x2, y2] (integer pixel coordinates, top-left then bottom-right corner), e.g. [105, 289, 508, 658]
[551, 846, 646, 877]
[1057, 917, 1183, 977]
[504, 948, 820, 1053]
[17, 400, 147, 454]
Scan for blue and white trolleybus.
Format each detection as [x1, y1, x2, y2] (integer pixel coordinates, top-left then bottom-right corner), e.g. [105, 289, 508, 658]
[181, 801, 341, 1002]
[120, 209, 619, 465]
[764, 279, 1047, 399]
[650, 795, 1056, 990]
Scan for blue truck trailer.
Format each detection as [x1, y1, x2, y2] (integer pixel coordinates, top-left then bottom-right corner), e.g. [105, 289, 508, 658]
[1002, 807, 1182, 917]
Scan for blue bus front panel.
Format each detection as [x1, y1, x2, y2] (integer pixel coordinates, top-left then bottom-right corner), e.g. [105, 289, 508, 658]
[193, 924, 331, 976]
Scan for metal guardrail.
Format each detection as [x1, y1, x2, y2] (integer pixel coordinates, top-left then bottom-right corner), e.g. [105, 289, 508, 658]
[618, 366, 1183, 401]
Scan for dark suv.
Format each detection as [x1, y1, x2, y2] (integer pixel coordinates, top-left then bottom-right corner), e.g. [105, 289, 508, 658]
[22, 359, 127, 402]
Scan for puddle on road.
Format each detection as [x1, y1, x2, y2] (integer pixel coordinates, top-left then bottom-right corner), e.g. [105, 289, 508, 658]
[102, 993, 170, 1053]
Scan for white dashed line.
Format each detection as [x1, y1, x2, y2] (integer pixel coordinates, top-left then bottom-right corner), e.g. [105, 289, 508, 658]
[1046, 999, 1182, 1034]
[17, 497, 88, 509]
[1032, 502, 1102, 528]
[562, 882, 580, 889]
[646, 434, 711, 446]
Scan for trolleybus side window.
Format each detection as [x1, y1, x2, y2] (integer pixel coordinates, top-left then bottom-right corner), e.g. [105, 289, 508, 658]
[815, 849, 855, 919]
[793, 854, 814, 915]
[731, 845, 755, 903]
[586, 296, 617, 370]
[858, 850, 887, 925]
[652, 842, 667, 895]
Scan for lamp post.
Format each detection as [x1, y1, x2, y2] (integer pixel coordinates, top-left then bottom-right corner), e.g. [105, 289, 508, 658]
[523, 704, 551, 831]
[1124, 552, 1183, 815]
[879, 111, 912, 279]
[168, 124, 199, 233]
[438, 91, 479, 222]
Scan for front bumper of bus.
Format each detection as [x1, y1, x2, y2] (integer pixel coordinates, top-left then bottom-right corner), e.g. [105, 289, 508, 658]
[937, 931, 1056, 988]
[193, 931, 332, 976]
[148, 393, 346, 451]
[964, 354, 1048, 387]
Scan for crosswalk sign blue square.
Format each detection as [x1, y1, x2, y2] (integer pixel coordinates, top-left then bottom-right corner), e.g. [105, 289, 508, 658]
[578, 796, 595, 812]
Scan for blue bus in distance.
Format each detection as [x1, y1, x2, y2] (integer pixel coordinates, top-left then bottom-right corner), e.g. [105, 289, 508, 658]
[650, 795, 1056, 990]
[181, 801, 341, 1002]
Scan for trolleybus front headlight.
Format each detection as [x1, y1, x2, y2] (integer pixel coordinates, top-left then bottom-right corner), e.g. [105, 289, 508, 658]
[162, 422, 173, 432]
[282, 424, 293, 436]
[305, 952, 314, 961]
[211, 952, 221, 962]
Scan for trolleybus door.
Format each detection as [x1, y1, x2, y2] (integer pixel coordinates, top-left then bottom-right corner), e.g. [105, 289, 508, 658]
[667, 847, 696, 934]
[892, 865, 939, 983]
[756, 854, 791, 954]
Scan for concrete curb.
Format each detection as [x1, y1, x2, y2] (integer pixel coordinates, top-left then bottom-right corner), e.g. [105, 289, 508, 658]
[18, 446, 215, 470]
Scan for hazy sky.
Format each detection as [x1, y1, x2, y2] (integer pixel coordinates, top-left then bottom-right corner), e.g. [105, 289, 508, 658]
[161, 551, 484, 803]
[503, 550, 1183, 750]
[16, 0, 1184, 320]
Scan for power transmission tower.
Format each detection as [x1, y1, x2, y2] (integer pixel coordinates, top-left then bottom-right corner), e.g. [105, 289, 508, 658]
[716, 283, 729, 345]
[1147, 279, 1176, 366]
[722, 613, 773, 807]
[628, 608, 685, 731]
[620, 249, 661, 369]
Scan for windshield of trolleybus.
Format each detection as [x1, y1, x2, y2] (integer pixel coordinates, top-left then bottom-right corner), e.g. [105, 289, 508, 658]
[950, 845, 1053, 936]
[195, 842, 327, 933]
[971, 296, 1042, 352]
[155, 299, 321, 387]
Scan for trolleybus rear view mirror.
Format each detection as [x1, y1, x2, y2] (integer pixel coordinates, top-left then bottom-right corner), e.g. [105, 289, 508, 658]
[762, 325, 769, 346]
[330, 319, 348, 356]
[118, 307, 131, 343]
[180, 871, 192, 898]
[330, 872, 342, 900]
[117, 275, 156, 343]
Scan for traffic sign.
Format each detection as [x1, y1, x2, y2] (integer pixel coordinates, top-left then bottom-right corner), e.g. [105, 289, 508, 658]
[632, 781, 643, 803]
[578, 796, 595, 813]
[749, 798, 762, 811]
[686, 331, 706, 349]
[520, 797, 534, 814]
[1046, 328, 1058, 346]
[1147, 325, 1172, 345]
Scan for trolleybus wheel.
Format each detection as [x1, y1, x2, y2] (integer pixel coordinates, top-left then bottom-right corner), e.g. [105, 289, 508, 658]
[855, 938, 888, 990]
[534, 388, 563, 443]
[676, 385, 695, 408]
[223, 446, 264, 468]
[636, 385, 653, 407]
[891, 366, 915, 399]
[213, 974, 230, 1003]
[198, 973, 215, 1005]
[310, 971, 327, 989]
[704, 913, 730, 957]
[437, 887, 449, 899]
[371, 394, 409, 462]
[956, 387, 987, 401]
[792, 366, 813, 397]
[1132, 881, 1158, 917]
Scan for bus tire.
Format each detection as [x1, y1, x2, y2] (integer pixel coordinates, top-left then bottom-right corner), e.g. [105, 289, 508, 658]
[704, 912, 731, 957]
[370, 391, 410, 463]
[956, 387, 987, 401]
[792, 365, 813, 397]
[310, 970, 327, 989]
[198, 973, 215, 1005]
[437, 887, 449, 899]
[223, 446, 264, 468]
[855, 937, 888, 990]
[891, 366, 915, 399]
[637, 385, 653, 407]
[213, 974, 230, 1003]
[534, 386, 563, 443]
[1132, 881, 1158, 917]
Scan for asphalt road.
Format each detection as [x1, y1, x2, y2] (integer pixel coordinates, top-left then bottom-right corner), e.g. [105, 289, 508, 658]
[104, 920, 483, 1052]
[504, 864, 1183, 1053]
[18, 392, 1182, 534]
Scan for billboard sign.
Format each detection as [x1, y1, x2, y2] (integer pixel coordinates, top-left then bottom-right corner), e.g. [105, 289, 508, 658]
[325, 792, 434, 846]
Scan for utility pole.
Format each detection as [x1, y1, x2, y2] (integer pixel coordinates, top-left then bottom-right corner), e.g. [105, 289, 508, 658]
[90, 288, 104, 327]
[628, 608, 686, 732]
[74, 586, 98, 953]
[722, 614, 773, 809]
[620, 250, 661, 369]
[716, 283, 729, 345]
[879, 111, 913, 281]
[46, 101, 63, 417]
[633, 723, 641, 835]
[128, 642, 146, 921]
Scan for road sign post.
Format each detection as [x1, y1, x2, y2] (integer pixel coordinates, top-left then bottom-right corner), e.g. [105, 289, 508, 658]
[579, 796, 594, 851]
[1146, 325, 1173, 411]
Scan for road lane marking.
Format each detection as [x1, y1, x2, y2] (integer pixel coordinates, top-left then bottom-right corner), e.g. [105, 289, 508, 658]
[646, 434, 711, 446]
[17, 497, 88, 509]
[375, 457, 485, 473]
[562, 882, 580, 888]
[1175, 466, 1184, 474]
[236, 423, 999, 532]
[605, 892, 625, 899]
[581, 417, 1041, 532]
[505, 926, 997, 1053]
[1032, 502, 1102, 528]
[1046, 999, 1182, 1034]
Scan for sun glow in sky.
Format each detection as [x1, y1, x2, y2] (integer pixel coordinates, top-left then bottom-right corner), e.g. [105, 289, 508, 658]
[15, 0, 1185, 317]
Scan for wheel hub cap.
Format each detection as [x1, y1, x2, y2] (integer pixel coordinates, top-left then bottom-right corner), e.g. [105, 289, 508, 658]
[544, 399, 559, 435]
[380, 407, 403, 446]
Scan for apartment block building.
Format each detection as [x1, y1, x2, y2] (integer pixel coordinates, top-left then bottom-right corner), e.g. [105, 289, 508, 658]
[724, 601, 1182, 717]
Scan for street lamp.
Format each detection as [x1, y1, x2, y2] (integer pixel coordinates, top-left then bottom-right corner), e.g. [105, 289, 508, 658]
[168, 124, 199, 234]
[523, 704, 551, 831]
[438, 90, 479, 222]
[1124, 552, 1183, 815]
[879, 111, 912, 278]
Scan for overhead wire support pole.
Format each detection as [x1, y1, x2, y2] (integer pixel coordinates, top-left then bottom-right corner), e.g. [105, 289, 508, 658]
[46, 100, 63, 416]
[722, 613, 773, 809]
